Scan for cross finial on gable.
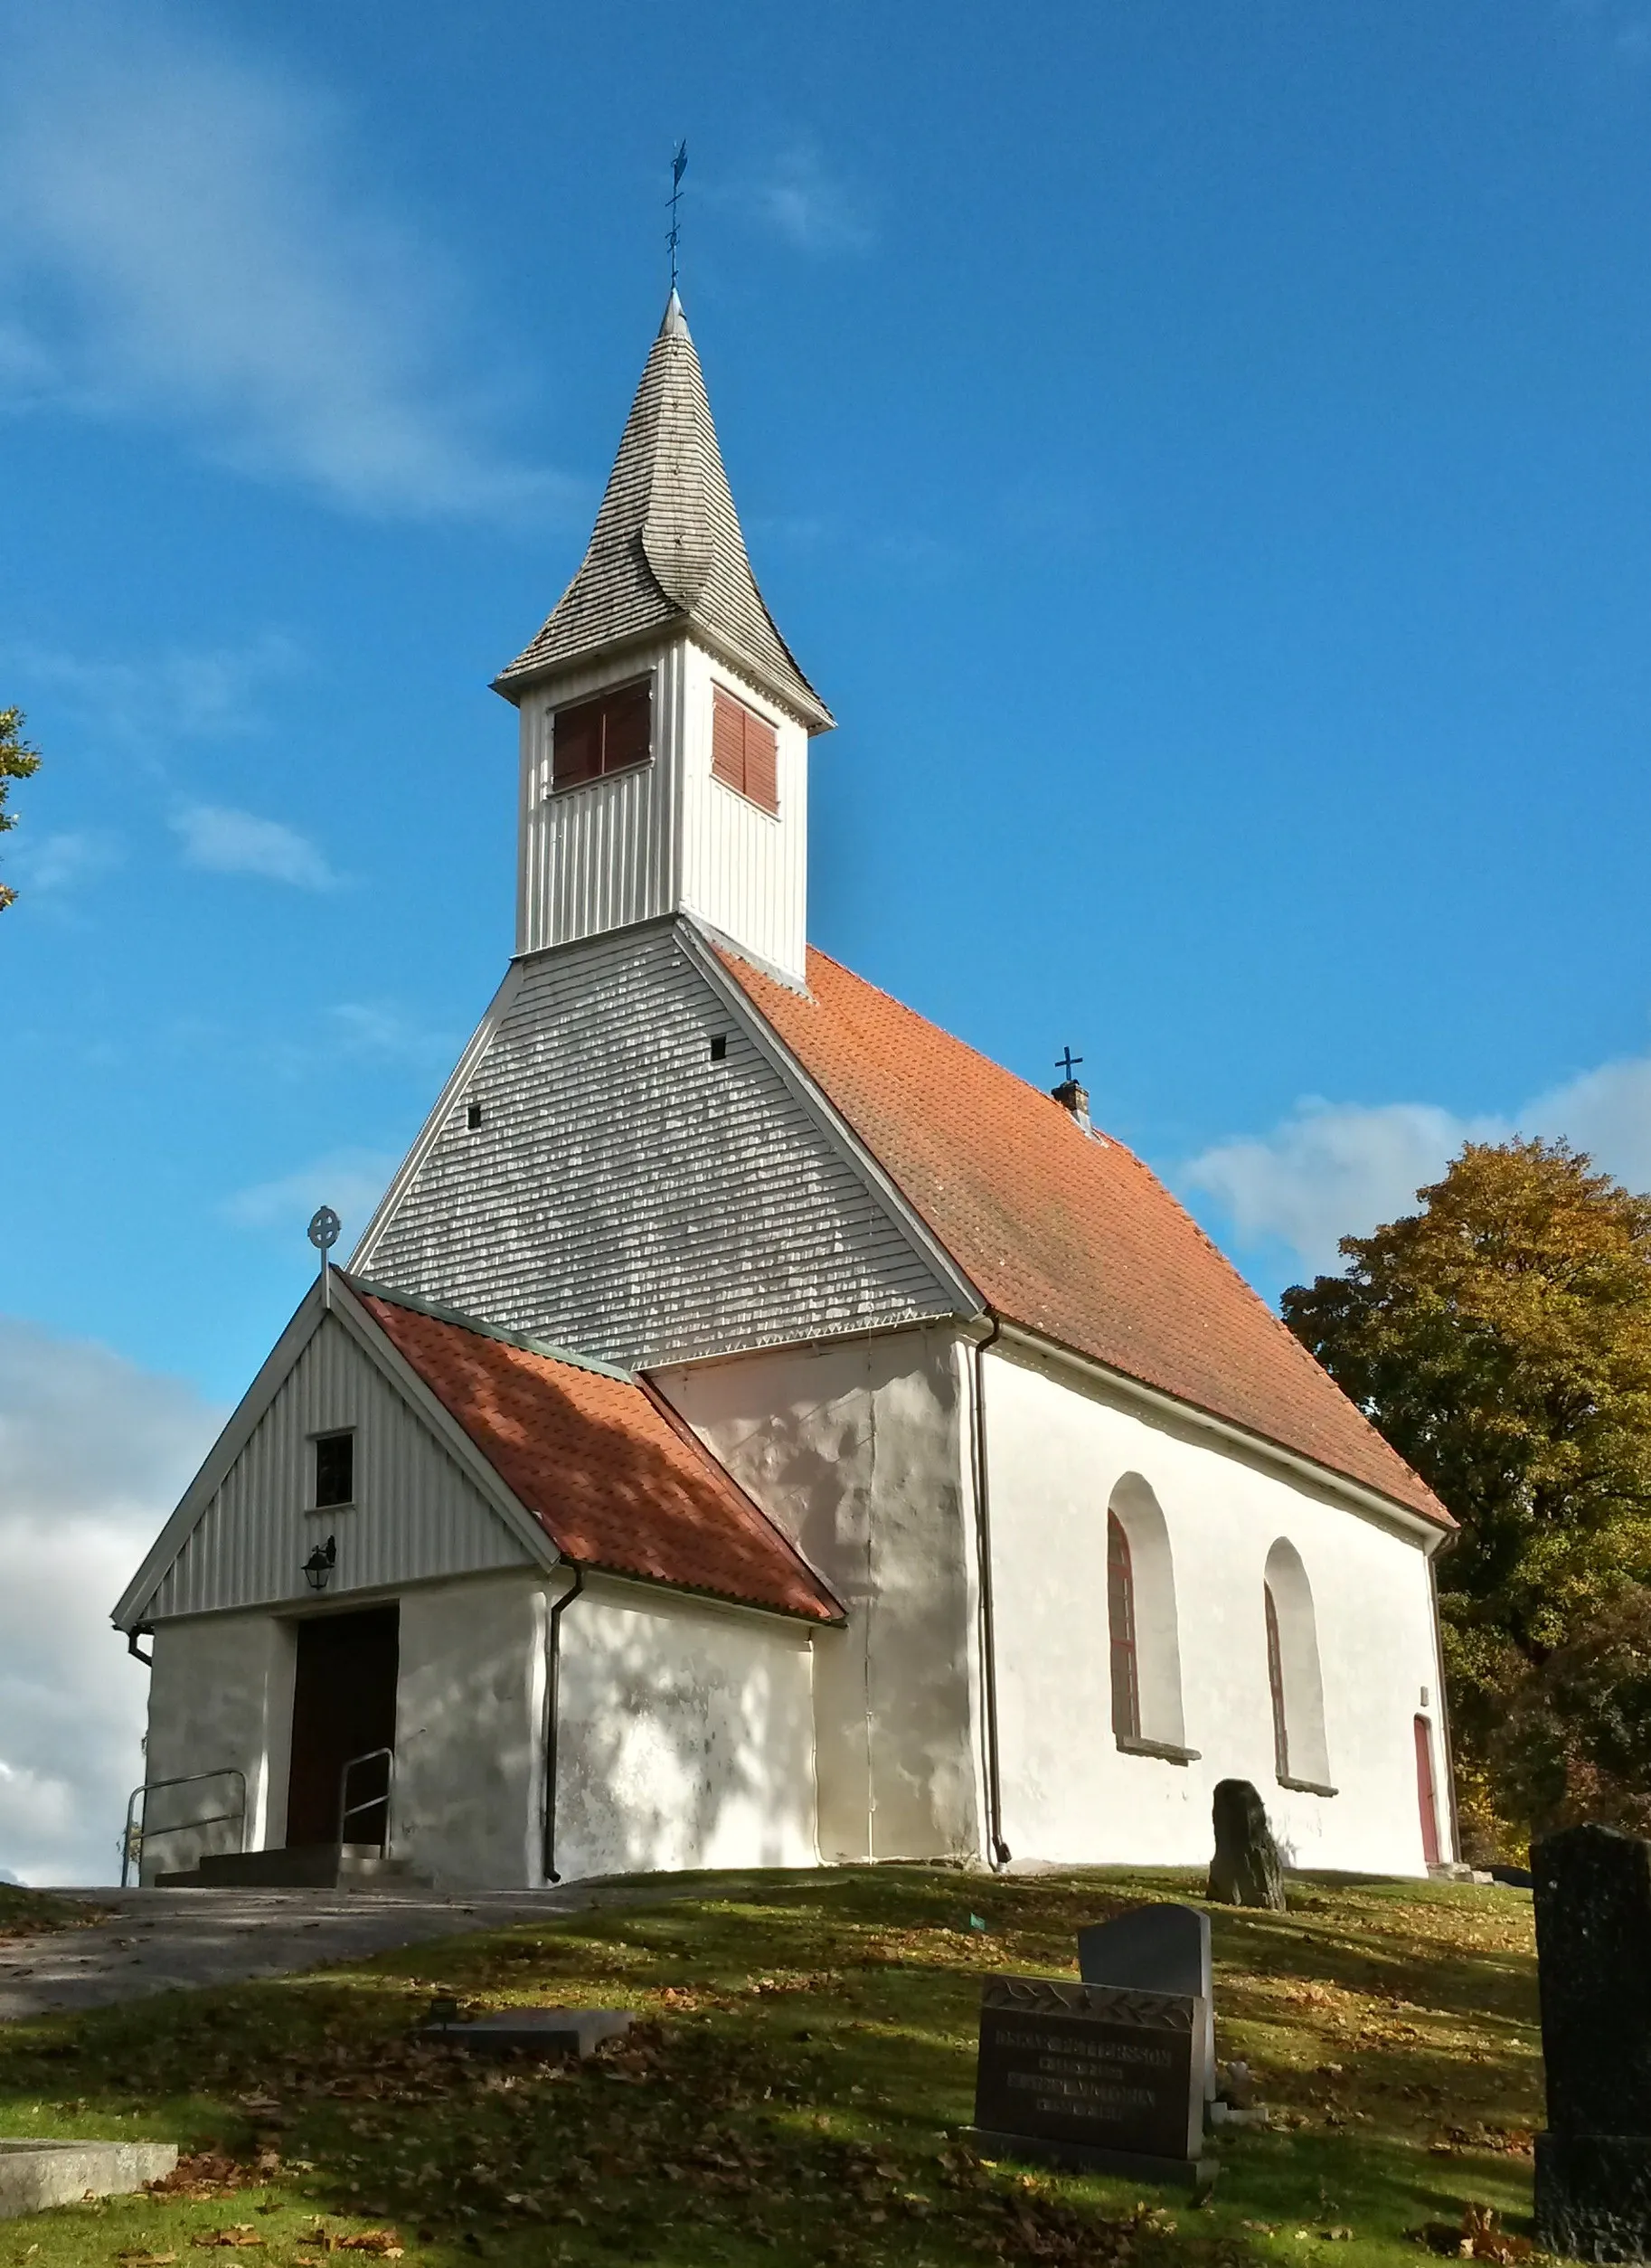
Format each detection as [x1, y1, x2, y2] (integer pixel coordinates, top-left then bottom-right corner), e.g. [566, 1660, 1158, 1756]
[1056, 1046, 1083, 1083]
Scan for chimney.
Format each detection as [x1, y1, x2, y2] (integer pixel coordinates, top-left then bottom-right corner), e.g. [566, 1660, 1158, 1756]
[1052, 1077, 1091, 1134]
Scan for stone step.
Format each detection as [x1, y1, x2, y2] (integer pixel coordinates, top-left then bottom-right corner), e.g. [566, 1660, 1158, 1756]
[155, 1845, 428, 1891]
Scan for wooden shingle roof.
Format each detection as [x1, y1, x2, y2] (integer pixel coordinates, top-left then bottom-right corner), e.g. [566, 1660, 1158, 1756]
[717, 946, 1452, 1531]
[495, 293, 831, 730]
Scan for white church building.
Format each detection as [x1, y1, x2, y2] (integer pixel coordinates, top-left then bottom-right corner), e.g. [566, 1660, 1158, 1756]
[115, 293, 1458, 1890]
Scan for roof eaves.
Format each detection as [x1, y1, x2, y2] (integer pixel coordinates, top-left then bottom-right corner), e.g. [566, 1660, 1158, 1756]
[992, 1317, 1454, 1540]
[342, 1273, 632, 1383]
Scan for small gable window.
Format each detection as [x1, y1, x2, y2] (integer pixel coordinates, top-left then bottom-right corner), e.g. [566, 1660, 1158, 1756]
[711, 685, 778, 814]
[313, 1431, 355, 1510]
[552, 678, 652, 790]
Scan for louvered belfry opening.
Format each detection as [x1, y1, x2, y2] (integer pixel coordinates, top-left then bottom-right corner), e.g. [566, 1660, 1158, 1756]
[711, 684, 778, 814]
[552, 678, 653, 790]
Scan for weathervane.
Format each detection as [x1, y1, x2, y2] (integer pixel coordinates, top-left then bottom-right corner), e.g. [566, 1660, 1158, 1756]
[667, 139, 688, 289]
[308, 1204, 340, 1309]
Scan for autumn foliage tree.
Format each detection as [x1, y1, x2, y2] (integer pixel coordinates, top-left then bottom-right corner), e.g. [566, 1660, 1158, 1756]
[1282, 1139, 1651, 1854]
[0, 706, 41, 912]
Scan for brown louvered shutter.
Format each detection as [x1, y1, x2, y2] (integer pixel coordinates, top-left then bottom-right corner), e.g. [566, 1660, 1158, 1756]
[712, 685, 745, 793]
[744, 711, 778, 814]
[602, 679, 652, 773]
[552, 694, 601, 788]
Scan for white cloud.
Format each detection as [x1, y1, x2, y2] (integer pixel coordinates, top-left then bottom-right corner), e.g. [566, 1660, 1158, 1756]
[0, 1317, 223, 1885]
[1184, 1048, 1651, 1279]
[10, 631, 304, 750]
[222, 1148, 399, 1242]
[742, 141, 873, 254]
[13, 828, 123, 895]
[171, 802, 335, 889]
[0, 3, 559, 519]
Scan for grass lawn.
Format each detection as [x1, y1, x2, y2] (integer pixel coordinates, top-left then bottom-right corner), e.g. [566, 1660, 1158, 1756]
[0, 1886, 95, 1942]
[0, 1867, 1540, 2268]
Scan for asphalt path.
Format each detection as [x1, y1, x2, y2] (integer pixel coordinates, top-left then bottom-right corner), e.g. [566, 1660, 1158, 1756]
[0, 1886, 609, 2023]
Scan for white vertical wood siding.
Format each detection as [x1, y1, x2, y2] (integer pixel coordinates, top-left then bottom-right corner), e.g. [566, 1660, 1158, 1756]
[149, 1312, 533, 1621]
[516, 642, 685, 957]
[679, 643, 808, 987]
[356, 921, 956, 1366]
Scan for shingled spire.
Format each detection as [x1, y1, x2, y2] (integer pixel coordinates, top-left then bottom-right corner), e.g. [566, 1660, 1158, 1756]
[495, 293, 832, 732]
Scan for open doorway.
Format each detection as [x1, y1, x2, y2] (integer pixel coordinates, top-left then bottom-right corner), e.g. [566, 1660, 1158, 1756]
[286, 1606, 400, 1848]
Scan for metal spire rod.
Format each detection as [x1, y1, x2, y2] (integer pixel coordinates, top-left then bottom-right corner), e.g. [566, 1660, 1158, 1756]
[667, 139, 688, 289]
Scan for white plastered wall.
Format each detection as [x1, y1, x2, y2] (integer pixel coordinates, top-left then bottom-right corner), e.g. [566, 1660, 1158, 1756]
[393, 1573, 546, 1889]
[554, 1573, 817, 1879]
[983, 1338, 1449, 1876]
[141, 1611, 296, 1882]
[654, 1325, 984, 1866]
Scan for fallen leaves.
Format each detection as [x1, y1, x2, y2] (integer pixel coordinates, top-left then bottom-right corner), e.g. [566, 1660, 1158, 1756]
[1409, 2204, 1534, 2261]
[146, 2154, 259, 2202]
[190, 2231, 264, 2251]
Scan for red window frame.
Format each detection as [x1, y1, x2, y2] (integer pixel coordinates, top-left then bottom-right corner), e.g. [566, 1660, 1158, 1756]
[1108, 1512, 1140, 1741]
[1265, 1581, 1290, 1781]
[711, 684, 779, 814]
[552, 678, 652, 791]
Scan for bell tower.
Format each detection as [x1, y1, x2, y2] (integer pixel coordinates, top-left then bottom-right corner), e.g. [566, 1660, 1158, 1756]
[494, 293, 833, 989]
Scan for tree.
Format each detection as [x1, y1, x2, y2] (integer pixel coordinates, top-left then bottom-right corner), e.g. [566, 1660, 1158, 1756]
[0, 707, 41, 912]
[1282, 1139, 1651, 1852]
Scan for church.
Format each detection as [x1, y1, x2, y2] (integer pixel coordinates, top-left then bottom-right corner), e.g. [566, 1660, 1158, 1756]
[115, 294, 1458, 1891]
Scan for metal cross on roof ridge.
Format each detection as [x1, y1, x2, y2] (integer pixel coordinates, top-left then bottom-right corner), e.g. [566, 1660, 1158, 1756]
[667, 139, 688, 289]
[1056, 1046, 1083, 1082]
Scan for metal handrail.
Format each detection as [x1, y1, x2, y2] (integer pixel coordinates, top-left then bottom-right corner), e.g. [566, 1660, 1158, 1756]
[120, 1767, 248, 1887]
[337, 1746, 394, 1856]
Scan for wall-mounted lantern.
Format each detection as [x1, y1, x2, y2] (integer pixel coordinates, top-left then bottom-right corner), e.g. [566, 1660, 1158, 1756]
[303, 1536, 337, 1593]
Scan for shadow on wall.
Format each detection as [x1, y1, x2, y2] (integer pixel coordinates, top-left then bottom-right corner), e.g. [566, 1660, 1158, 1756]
[557, 1603, 816, 1877]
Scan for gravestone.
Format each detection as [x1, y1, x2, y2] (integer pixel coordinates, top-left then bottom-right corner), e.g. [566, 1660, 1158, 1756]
[419, 2004, 632, 2060]
[967, 1973, 1213, 2188]
[1208, 1779, 1286, 1910]
[1533, 1823, 1651, 2261]
[1079, 1903, 1215, 2102]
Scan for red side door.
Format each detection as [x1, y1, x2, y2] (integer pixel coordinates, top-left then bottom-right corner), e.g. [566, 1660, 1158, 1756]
[1413, 1714, 1441, 1868]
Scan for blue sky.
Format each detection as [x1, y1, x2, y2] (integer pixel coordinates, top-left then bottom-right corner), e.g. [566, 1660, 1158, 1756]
[5, 0, 1651, 1875]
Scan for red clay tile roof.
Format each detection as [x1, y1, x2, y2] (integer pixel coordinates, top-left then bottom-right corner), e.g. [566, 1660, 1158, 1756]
[353, 1284, 843, 1621]
[718, 947, 1451, 1531]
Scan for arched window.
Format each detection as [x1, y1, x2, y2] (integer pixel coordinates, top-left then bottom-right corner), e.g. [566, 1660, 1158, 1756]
[1108, 1513, 1139, 1740]
[1106, 1477, 1191, 1756]
[1262, 1540, 1333, 1793]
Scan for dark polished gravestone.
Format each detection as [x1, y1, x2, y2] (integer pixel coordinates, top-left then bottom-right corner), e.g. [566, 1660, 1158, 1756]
[1533, 1824, 1651, 2262]
[1208, 1779, 1286, 1911]
[966, 1974, 1213, 2188]
[1079, 1904, 1215, 2103]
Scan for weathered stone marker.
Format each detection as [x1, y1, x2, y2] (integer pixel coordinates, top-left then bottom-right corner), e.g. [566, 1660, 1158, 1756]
[0, 2140, 177, 2220]
[1533, 1822, 1651, 2262]
[1208, 1778, 1286, 1910]
[1079, 1902, 1215, 2102]
[967, 1973, 1213, 2188]
[419, 2004, 632, 2060]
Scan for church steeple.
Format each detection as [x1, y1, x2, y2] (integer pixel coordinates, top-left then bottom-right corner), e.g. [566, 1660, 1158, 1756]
[498, 297, 830, 987]
[495, 294, 831, 732]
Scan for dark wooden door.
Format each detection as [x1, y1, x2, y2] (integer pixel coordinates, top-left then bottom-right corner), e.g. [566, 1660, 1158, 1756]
[1413, 1714, 1441, 1868]
[286, 1607, 400, 1847]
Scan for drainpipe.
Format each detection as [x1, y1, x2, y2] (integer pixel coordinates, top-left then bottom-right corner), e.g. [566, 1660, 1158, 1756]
[970, 1318, 1012, 1870]
[1427, 1534, 1463, 1866]
[541, 1563, 585, 1885]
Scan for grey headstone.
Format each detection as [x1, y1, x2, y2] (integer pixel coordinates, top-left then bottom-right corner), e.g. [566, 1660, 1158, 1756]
[1078, 1904, 1214, 2101]
[0, 2140, 178, 2221]
[420, 2006, 632, 2060]
[1208, 1779, 1286, 1910]
[967, 1974, 1213, 2188]
[1533, 1824, 1651, 2261]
